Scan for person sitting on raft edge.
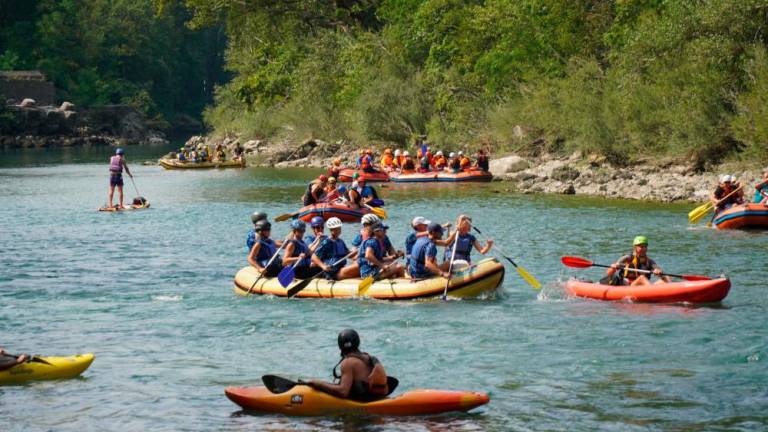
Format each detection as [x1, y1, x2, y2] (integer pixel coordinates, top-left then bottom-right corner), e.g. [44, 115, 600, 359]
[311, 217, 358, 280]
[303, 175, 328, 206]
[359, 223, 405, 279]
[408, 222, 453, 280]
[282, 220, 321, 279]
[603, 236, 671, 286]
[247, 220, 284, 277]
[246, 211, 268, 251]
[308, 329, 389, 402]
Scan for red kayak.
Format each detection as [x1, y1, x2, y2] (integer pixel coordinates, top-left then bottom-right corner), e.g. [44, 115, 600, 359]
[565, 278, 731, 303]
[338, 168, 390, 183]
[296, 202, 373, 223]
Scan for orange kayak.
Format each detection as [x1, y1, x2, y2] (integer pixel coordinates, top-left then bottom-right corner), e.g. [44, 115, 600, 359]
[712, 203, 768, 230]
[225, 385, 490, 416]
[565, 278, 731, 303]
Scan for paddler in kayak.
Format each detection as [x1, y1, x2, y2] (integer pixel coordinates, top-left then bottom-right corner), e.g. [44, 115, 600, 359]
[311, 217, 358, 279]
[0, 347, 28, 371]
[753, 168, 768, 204]
[247, 220, 284, 277]
[443, 215, 493, 265]
[308, 329, 389, 401]
[282, 220, 321, 278]
[359, 223, 405, 279]
[246, 211, 268, 251]
[603, 236, 671, 286]
[107, 148, 133, 209]
[409, 222, 453, 279]
[711, 174, 744, 212]
[303, 175, 328, 206]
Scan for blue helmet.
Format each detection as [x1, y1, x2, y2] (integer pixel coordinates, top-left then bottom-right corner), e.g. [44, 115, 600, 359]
[338, 185, 347, 194]
[290, 220, 306, 231]
[116, 148, 124, 155]
[310, 216, 324, 227]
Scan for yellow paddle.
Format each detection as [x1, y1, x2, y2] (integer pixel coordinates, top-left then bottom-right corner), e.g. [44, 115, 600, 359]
[471, 226, 541, 289]
[364, 204, 387, 219]
[688, 185, 743, 224]
[358, 259, 400, 296]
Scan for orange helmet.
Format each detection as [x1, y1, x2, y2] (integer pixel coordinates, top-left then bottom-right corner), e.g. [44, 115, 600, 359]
[333, 158, 341, 165]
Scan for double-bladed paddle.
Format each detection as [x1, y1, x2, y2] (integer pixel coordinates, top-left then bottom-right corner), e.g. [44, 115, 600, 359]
[471, 226, 542, 289]
[560, 256, 712, 281]
[261, 374, 400, 395]
[286, 250, 357, 298]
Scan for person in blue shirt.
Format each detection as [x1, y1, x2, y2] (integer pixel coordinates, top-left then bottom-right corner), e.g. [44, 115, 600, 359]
[405, 216, 430, 267]
[409, 223, 452, 280]
[246, 211, 268, 251]
[443, 215, 493, 264]
[247, 220, 283, 277]
[311, 217, 357, 280]
[753, 169, 768, 204]
[305, 216, 327, 253]
[282, 220, 321, 279]
[357, 178, 380, 206]
[358, 223, 404, 279]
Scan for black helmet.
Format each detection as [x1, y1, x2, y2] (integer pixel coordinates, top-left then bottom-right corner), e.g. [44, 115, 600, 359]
[251, 211, 268, 224]
[338, 329, 360, 354]
[254, 220, 271, 232]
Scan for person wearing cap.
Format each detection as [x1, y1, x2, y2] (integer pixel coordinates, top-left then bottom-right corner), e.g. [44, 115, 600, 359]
[303, 175, 328, 206]
[604, 236, 670, 286]
[248, 220, 284, 277]
[356, 149, 366, 169]
[359, 223, 404, 279]
[246, 211, 269, 251]
[711, 174, 744, 213]
[282, 220, 320, 279]
[107, 148, 133, 209]
[305, 216, 327, 253]
[753, 168, 768, 204]
[405, 216, 430, 267]
[443, 215, 492, 264]
[408, 222, 453, 279]
[312, 218, 357, 280]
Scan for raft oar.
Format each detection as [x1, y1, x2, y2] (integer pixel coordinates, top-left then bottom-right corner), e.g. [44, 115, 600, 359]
[442, 227, 460, 301]
[471, 226, 541, 289]
[277, 255, 305, 288]
[286, 250, 357, 298]
[274, 211, 301, 222]
[246, 235, 291, 295]
[364, 204, 388, 219]
[358, 259, 401, 296]
[688, 185, 743, 224]
[560, 256, 712, 281]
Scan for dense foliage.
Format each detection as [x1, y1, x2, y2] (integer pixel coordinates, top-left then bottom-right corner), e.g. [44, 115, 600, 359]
[0, 0, 226, 127]
[170, 0, 768, 166]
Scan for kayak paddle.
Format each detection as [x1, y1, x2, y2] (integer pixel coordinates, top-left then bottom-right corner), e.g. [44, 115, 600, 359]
[442, 227, 459, 300]
[262, 374, 400, 395]
[247, 234, 291, 295]
[471, 226, 542, 289]
[560, 256, 712, 281]
[286, 250, 357, 298]
[688, 185, 743, 224]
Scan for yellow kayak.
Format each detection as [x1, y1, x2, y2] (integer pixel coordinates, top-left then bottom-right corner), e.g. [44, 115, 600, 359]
[0, 353, 95, 385]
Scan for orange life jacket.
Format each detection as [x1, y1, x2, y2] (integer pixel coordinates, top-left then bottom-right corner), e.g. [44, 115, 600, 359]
[459, 157, 471, 169]
[381, 155, 394, 167]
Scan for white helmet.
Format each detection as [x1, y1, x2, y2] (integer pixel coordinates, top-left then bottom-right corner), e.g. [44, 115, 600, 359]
[449, 152, 456, 158]
[361, 214, 381, 225]
[436, 151, 443, 156]
[403, 151, 410, 156]
[458, 151, 463, 156]
[326, 217, 343, 229]
[394, 149, 401, 156]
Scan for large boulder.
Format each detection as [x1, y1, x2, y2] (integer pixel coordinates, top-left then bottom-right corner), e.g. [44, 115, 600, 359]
[489, 155, 530, 174]
[19, 98, 36, 107]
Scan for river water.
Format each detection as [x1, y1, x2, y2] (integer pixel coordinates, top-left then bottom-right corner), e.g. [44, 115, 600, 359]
[1, 146, 766, 431]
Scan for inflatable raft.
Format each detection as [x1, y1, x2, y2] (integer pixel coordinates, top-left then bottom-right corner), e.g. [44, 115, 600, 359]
[712, 203, 768, 230]
[225, 385, 490, 416]
[159, 158, 245, 170]
[0, 353, 95, 385]
[234, 257, 505, 300]
[338, 169, 390, 183]
[565, 278, 731, 303]
[294, 202, 374, 223]
[390, 169, 493, 183]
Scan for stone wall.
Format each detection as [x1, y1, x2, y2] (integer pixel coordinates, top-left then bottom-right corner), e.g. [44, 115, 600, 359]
[0, 71, 56, 106]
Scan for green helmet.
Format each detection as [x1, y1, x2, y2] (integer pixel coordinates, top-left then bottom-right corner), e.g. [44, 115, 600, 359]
[633, 235, 648, 246]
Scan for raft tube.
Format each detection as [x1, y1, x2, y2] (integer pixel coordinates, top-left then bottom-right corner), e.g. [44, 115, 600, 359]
[233, 257, 505, 300]
[390, 169, 493, 183]
[565, 278, 731, 303]
[712, 203, 768, 230]
[159, 158, 245, 169]
[294, 202, 373, 223]
[337, 169, 390, 183]
[0, 353, 95, 385]
[225, 385, 490, 416]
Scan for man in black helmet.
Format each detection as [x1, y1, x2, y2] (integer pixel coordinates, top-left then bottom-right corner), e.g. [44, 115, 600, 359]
[246, 211, 268, 251]
[308, 329, 389, 402]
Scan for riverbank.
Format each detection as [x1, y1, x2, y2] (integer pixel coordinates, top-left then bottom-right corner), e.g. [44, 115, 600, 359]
[178, 135, 764, 203]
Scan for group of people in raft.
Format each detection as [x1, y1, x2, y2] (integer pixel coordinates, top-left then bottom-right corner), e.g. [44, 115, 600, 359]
[711, 171, 768, 211]
[246, 211, 493, 281]
[301, 172, 382, 208]
[328, 145, 491, 176]
[175, 142, 243, 163]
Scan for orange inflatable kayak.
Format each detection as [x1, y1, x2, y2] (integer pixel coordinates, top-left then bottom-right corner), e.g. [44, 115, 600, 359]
[565, 277, 731, 303]
[712, 203, 768, 230]
[225, 385, 490, 416]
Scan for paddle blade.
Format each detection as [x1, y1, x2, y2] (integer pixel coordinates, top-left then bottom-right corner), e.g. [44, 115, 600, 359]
[357, 276, 374, 296]
[274, 213, 295, 222]
[561, 256, 593, 268]
[277, 266, 295, 288]
[688, 202, 712, 224]
[516, 266, 542, 289]
[369, 206, 388, 219]
[262, 375, 298, 394]
[681, 274, 712, 281]
[286, 278, 313, 297]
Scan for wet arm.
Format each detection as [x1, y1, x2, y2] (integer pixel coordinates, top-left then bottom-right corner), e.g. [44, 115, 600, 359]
[247, 243, 263, 271]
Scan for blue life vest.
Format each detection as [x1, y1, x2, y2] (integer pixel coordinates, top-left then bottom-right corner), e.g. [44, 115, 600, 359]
[316, 238, 349, 269]
[358, 238, 383, 277]
[409, 236, 437, 278]
[288, 239, 311, 267]
[246, 228, 256, 250]
[444, 233, 475, 263]
[256, 238, 278, 267]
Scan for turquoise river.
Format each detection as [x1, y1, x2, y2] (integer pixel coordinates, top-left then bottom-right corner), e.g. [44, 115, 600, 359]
[1, 145, 766, 431]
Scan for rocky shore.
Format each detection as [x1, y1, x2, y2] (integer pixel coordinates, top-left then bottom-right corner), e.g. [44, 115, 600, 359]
[180, 134, 764, 203]
[1, 99, 168, 148]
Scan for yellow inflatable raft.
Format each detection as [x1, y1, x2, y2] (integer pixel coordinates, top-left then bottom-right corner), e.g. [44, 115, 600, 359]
[233, 258, 505, 300]
[159, 158, 245, 169]
[0, 353, 95, 385]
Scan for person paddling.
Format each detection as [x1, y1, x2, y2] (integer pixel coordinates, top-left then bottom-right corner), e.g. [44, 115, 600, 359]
[443, 215, 492, 265]
[711, 174, 744, 212]
[311, 218, 358, 280]
[247, 220, 284, 277]
[604, 236, 671, 286]
[107, 148, 133, 209]
[308, 329, 389, 401]
[246, 211, 268, 251]
[359, 223, 404, 279]
[282, 220, 320, 279]
[753, 169, 768, 204]
[0, 347, 29, 372]
[409, 223, 453, 279]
